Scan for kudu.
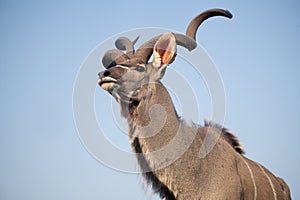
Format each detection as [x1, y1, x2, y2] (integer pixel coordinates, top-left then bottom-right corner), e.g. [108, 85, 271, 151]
[98, 9, 291, 200]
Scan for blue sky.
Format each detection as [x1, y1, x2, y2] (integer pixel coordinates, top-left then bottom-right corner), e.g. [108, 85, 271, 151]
[0, 0, 299, 199]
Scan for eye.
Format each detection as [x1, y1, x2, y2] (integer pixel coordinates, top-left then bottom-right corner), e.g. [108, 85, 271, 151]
[135, 66, 145, 72]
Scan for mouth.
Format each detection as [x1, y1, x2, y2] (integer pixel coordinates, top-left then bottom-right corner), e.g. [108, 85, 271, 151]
[98, 77, 117, 91]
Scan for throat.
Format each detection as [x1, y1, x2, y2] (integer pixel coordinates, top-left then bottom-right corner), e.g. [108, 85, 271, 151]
[119, 98, 140, 119]
[132, 137, 176, 200]
[125, 83, 182, 199]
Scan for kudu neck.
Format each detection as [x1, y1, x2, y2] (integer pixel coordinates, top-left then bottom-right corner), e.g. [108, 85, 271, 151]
[136, 82, 179, 123]
[125, 81, 181, 142]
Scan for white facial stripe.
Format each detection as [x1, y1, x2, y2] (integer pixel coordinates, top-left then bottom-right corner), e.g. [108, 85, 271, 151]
[116, 65, 130, 69]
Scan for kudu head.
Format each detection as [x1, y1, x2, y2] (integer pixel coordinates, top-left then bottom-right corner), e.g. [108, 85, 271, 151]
[98, 9, 232, 117]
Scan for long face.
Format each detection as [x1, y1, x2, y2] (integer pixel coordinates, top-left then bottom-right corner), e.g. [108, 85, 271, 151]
[98, 63, 151, 103]
[98, 32, 177, 104]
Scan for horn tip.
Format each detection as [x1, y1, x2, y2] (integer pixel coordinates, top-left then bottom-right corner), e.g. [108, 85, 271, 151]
[224, 9, 233, 19]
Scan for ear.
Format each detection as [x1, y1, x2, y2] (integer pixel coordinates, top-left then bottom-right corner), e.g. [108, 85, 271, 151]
[152, 32, 177, 68]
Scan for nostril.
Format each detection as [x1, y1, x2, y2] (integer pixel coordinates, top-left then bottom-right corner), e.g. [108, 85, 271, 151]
[103, 70, 110, 77]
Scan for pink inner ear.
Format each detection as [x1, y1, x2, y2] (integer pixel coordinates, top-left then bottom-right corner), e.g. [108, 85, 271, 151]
[155, 38, 174, 64]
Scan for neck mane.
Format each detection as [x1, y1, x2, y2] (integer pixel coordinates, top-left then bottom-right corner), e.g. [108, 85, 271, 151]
[119, 81, 245, 199]
[121, 82, 179, 199]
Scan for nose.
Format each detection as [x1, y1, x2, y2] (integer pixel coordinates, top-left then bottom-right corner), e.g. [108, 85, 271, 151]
[103, 70, 110, 77]
[98, 70, 110, 78]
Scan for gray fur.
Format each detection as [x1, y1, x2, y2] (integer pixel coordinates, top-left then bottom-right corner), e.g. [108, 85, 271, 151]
[98, 9, 291, 200]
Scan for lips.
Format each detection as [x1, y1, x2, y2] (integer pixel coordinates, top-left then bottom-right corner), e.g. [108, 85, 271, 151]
[98, 77, 117, 90]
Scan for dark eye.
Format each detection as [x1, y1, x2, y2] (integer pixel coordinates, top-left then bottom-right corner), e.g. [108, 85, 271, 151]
[135, 66, 145, 72]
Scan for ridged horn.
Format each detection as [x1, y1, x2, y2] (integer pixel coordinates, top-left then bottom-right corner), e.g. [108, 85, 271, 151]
[134, 9, 232, 64]
[134, 34, 197, 64]
[115, 36, 140, 57]
[186, 9, 232, 40]
[102, 49, 129, 69]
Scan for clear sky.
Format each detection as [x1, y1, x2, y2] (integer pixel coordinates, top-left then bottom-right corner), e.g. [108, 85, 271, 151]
[0, 0, 299, 199]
